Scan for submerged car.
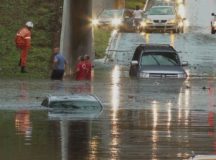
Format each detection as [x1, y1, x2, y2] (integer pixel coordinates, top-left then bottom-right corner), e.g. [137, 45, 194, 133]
[92, 9, 134, 31]
[129, 44, 188, 78]
[41, 94, 103, 118]
[140, 5, 184, 33]
[211, 13, 216, 34]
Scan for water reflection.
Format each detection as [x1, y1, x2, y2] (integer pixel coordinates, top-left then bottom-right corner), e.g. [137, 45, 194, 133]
[19, 81, 29, 102]
[0, 77, 216, 159]
[142, 32, 177, 47]
[111, 65, 120, 160]
[15, 109, 32, 144]
[170, 33, 175, 47]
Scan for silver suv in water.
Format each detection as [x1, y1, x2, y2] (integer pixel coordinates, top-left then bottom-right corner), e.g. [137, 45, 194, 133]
[129, 44, 188, 79]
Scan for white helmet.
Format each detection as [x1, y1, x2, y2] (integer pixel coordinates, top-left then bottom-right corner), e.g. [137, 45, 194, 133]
[25, 21, 34, 28]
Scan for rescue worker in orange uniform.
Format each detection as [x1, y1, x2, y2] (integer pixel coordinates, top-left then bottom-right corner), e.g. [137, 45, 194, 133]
[15, 21, 33, 73]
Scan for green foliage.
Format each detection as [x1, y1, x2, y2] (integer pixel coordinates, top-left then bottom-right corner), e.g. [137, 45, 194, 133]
[93, 28, 111, 59]
[125, 0, 146, 9]
[0, 0, 62, 79]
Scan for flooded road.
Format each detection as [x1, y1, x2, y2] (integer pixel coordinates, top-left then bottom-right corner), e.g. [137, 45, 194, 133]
[0, 70, 216, 160]
[1, 0, 216, 160]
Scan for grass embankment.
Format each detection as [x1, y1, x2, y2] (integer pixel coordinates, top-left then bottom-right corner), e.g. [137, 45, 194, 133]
[0, 0, 145, 79]
[125, 0, 146, 9]
[0, 0, 62, 79]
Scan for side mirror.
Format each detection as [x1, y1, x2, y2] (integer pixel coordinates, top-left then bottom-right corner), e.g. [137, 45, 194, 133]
[131, 60, 139, 65]
[181, 61, 188, 67]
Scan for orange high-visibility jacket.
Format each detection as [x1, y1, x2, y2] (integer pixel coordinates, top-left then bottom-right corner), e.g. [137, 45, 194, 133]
[16, 27, 31, 48]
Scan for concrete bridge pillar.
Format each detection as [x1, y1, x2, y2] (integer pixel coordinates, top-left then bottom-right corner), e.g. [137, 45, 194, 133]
[60, 0, 125, 76]
[60, 0, 93, 75]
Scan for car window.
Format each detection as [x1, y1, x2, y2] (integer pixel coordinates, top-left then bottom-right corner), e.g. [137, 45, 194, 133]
[50, 100, 102, 110]
[41, 98, 49, 107]
[99, 10, 123, 18]
[141, 53, 179, 66]
[148, 7, 174, 15]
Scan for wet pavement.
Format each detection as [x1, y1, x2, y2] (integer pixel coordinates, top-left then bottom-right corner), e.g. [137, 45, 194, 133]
[1, 0, 216, 160]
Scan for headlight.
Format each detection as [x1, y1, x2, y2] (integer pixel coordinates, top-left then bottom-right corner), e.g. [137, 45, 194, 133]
[178, 73, 187, 78]
[140, 21, 147, 27]
[167, 19, 176, 24]
[145, 19, 153, 23]
[92, 19, 99, 26]
[111, 18, 122, 26]
[139, 72, 150, 78]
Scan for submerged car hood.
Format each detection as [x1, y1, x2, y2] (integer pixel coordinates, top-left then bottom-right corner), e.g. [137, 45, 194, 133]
[140, 65, 186, 74]
[147, 15, 175, 21]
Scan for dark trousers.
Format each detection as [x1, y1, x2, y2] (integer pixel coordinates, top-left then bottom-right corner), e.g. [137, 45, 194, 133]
[51, 69, 64, 80]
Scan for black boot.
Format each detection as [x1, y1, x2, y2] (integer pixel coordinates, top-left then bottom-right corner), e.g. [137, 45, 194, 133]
[21, 67, 28, 73]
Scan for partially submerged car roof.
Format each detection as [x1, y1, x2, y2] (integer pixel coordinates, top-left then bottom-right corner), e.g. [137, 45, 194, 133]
[131, 44, 178, 61]
[136, 44, 177, 53]
[46, 94, 101, 103]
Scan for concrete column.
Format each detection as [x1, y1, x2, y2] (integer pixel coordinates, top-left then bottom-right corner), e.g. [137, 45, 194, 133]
[60, 0, 93, 76]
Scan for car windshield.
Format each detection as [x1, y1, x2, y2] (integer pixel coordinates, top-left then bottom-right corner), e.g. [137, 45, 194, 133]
[148, 7, 174, 15]
[140, 53, 179, 66]
[99, 9, 123, 18]
[50, 100, 101, 110]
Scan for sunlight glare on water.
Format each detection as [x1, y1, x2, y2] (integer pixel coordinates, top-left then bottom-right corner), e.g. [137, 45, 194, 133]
[111, 65, 120, 160]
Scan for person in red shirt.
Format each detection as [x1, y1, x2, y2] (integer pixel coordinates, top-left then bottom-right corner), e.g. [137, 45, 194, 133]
[84, 55, 93, 80]
[15, 21, 33, 73]
[75, 56, 86, 80]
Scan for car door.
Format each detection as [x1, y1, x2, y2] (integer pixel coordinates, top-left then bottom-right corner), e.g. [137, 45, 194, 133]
[129, 46, 143, 77]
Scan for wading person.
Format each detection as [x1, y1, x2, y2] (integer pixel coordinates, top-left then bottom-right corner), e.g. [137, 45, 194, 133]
[133, 5, 143, 29]
[51, 48, 67, 80]
[84, 55, 93, 80]
[15, 21, 33, 73]
[75, 56, 86, 81]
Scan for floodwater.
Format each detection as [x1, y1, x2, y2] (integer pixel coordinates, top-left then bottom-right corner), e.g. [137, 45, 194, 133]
[1, 0, 216, 160]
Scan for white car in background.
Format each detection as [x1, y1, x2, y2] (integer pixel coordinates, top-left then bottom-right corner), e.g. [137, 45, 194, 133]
[140, 5, 184, 33]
